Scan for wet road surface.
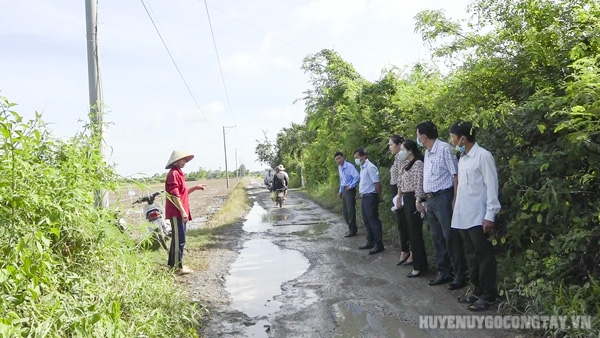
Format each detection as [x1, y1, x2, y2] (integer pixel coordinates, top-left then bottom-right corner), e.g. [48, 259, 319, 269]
[200, 180, 524, 338]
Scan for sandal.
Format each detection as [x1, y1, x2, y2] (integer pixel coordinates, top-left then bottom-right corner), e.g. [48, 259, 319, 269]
[468, 299, 493, 311]
[458, 293, 479, 304]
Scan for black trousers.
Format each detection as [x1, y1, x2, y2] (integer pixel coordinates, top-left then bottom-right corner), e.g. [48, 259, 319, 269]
[168, 217, 186, 269]
[341, 188, 357, 234]
[361, 194, 383, 247]
[402, 193, 428, 272]
[460, 226, 497, 302]
[391, 185, 410, 253]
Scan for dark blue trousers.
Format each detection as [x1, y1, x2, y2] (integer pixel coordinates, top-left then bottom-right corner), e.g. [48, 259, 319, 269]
[168, 217, 186, 269]
[361, 194, 383, 248]
[426, 190, 466, 279]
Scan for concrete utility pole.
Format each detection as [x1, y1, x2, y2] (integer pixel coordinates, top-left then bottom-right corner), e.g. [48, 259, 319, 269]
[222, 126, 235, 188]
[85, 0, 108, 208]
[235, 148, 242, 181]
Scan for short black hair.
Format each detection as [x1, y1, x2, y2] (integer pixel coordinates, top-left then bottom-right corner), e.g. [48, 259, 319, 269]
[450, 121, 476, 143]
[416, 121, 439, 139]
[334, 151, 344, 158]
[353, 147, 367, 157]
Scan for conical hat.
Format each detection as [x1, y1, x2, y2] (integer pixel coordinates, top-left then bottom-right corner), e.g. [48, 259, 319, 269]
[165, 150, 194, 169]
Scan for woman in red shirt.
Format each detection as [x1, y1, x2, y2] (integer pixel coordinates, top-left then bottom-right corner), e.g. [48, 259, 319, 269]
[165, 150, 206, 275]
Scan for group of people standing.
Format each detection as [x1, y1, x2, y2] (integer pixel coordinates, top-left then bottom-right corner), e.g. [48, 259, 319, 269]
[335, 120, 501, 312]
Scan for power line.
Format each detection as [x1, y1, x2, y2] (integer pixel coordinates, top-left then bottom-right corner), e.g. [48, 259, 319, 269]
[202, 0, 238, 134]
[139, 0, 218, 134]
[206, 2, 309, 53]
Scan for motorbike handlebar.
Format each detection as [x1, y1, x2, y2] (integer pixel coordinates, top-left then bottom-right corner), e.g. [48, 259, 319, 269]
[132, 191, 164, 205]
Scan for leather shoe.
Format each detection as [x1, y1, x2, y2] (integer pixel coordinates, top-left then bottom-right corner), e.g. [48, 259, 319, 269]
[428, 274, 453, 286]
[458, 293, 480, 304]
[395, 253, 410, 266]
[447, 279, 467, 290]
[407, 270, 425, 278]
[368, 246, 385, 255]
[468, 299, 494, 312]
[359, 243, 374, 250]
[344, 232, 357, 237]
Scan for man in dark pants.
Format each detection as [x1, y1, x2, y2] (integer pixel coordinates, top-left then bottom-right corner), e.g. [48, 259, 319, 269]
[450, 121, 501, 311]
[416, 121, 467, 289]
[353, 147, 384, 254]
[335, 152, 360, 237]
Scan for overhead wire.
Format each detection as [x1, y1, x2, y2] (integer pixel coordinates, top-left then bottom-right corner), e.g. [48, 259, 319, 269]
[139, 0, 218, 135]
[206, 2, 309, 54]
[202, 0, 240, 148]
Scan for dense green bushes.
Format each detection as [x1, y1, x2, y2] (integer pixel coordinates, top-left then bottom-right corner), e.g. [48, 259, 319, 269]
[0, 97, 202, 337]
[259, 0, 600, 336]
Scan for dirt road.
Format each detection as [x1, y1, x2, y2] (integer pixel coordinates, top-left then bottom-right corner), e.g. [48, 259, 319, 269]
[189, 179, 526, 338]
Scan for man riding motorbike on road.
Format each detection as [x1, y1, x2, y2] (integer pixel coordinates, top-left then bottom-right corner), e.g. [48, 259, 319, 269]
[271, 164, 289, 202]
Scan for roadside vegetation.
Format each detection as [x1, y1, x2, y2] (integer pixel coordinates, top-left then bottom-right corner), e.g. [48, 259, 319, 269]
[256, 1, 600, 336]
[0, 97, 202, 337]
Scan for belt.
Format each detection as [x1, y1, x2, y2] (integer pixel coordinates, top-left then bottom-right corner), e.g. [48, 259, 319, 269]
[425, 187, 453, 199]
[361, 193, 377, 197]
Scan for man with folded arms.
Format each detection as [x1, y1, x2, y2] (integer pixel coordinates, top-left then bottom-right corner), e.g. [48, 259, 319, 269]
[416, 121, 467, 289]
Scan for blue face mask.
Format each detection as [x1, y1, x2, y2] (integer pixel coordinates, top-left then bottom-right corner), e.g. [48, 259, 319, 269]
[416, 134, 424, 147]
[354, 158, 362, 166]
[455, 144, 465, 153]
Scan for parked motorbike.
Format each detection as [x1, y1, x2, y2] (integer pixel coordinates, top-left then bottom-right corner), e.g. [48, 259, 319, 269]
[132, 191, 171, 250]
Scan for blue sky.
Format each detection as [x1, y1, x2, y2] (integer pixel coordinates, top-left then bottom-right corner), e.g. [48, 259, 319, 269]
[0, 0, 468, 177]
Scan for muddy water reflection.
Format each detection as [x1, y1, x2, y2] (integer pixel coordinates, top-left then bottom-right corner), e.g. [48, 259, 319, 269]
[242, 203, 270, 232]
[225, 239, 310, 317]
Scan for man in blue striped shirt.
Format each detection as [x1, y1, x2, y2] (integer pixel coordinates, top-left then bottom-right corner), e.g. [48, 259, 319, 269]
[335, 151, 360, 237]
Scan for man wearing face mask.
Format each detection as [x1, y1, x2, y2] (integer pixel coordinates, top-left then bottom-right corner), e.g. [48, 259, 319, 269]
[449, 121, 501, 311]
[416, 121, 467, 289]
[353, 147, 385, 254]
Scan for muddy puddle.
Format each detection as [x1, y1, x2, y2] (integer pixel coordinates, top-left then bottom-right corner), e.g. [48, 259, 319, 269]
[226, 203, 312, 337]
[333, 302, 430, 338]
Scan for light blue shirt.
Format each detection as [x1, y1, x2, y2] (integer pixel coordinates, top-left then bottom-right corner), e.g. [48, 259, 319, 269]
[358, 159, 379, 195]
[338, 161, 360, 194]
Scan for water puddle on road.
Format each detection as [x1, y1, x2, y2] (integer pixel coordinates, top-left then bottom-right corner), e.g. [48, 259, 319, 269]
[225, 239, 310, 337]
[333, 302, 430, 338]
[242, 203, 270, 232]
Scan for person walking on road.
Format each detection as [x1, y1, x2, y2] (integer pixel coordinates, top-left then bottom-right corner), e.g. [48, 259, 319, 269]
[165, 150, 206, 275]
[354, 147, 385, 255]
[416, 121, 467, 289]
[449, 121, 501, 311]
[335, 151, 360, 237]
[389, 135, 411, 265]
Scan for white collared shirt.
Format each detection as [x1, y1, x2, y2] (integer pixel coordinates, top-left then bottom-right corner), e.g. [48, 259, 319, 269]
[451, 143, 501, 229]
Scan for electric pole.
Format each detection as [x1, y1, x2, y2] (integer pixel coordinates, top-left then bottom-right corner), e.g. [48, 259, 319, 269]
[222, 126, 235, 188]
[85, 0, 108, 208]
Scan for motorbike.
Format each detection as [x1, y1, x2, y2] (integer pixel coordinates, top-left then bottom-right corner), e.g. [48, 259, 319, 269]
[274, 189, 285, 208]
[132, 191, 171, 250]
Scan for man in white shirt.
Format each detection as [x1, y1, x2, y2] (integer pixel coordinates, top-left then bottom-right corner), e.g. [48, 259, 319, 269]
[450, 121, 501, 312]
